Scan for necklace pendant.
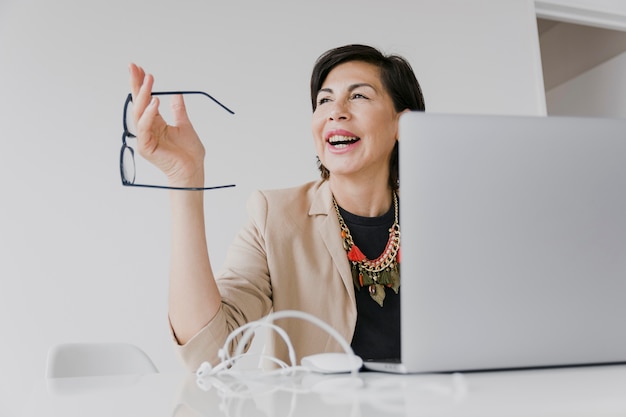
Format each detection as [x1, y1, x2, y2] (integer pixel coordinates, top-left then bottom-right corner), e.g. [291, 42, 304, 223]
[389, 265, 400, 294]
[351, 267, 361, 289]
[369, 284, 386, 307]
[378, 269, 390, 286]
[361, 269, 374, 287]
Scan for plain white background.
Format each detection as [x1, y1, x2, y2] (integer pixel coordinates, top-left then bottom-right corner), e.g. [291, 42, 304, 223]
[0, 0, 547, 415]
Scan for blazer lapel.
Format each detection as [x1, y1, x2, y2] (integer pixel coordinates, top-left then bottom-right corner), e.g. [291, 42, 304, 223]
[309, 181, 356, 305]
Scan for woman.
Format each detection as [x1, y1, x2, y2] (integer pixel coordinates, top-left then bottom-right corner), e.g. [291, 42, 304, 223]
[129, 44, 425, 370]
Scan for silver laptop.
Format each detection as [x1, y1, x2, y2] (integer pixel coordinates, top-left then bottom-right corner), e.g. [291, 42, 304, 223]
[365, 112, 626, 373]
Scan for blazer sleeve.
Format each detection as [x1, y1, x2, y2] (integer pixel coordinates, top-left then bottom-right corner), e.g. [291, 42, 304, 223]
[173, 190, 274, 371]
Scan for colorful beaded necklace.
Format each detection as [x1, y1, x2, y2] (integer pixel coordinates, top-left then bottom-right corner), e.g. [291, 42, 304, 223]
[332, 192, 401, 307]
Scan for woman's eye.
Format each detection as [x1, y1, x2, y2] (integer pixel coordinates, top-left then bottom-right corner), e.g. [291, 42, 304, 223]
[317, 97, 331, 106]
[351, 93, 368, 100]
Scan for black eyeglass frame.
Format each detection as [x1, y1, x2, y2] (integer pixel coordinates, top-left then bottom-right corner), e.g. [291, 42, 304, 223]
[120, 91, 236, 191]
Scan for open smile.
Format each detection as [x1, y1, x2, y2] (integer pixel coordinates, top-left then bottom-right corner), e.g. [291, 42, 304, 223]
[327, 134, 361, 149]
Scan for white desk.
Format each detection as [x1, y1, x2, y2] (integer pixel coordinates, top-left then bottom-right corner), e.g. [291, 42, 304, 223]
[25, 364, 626, 417]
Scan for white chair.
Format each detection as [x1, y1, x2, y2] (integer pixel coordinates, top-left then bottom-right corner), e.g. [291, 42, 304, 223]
[45, 342, 158, 378]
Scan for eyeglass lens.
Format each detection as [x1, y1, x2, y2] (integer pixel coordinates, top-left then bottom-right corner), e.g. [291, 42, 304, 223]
[124, 100, 138, 137]
[121, 144, 136, 184]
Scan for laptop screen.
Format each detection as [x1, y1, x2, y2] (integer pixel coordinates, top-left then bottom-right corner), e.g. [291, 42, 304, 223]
[367, 113, 626, 373]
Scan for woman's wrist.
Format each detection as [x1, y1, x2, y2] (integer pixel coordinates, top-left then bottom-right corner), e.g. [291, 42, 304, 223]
[166, 167, 205, 190]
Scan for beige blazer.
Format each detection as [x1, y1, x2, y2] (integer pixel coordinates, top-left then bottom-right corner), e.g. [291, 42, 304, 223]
[175, 179, 357, 370]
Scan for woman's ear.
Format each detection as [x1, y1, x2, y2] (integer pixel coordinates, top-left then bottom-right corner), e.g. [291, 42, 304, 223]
[395, 109, 412, 140]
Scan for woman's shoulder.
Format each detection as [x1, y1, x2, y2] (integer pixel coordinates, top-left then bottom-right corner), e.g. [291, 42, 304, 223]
[246, 179, 330, 219]
[260, 179, 325, 198]
[250, 179, 326, 204]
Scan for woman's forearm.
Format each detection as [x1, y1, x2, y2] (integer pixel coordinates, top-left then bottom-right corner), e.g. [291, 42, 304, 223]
[167, 190, 222, 345]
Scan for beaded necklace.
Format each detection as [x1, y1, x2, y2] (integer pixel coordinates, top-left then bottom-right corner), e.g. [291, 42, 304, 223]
[332, 192, 401, 307]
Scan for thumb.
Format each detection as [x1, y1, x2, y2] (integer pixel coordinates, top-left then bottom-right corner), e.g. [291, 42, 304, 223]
[170, 94, 191, 126]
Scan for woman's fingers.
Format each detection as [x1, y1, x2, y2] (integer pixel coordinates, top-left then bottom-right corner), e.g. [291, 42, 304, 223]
[128, 63, 157, 129]
[136, 96, 162, 154]
[170, 94, 191, 127]
[128, 63, 145, 99]
[133, 73, 155, 122]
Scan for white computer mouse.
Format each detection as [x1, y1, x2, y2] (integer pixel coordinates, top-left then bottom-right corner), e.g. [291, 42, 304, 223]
[301, 352, 363, 374]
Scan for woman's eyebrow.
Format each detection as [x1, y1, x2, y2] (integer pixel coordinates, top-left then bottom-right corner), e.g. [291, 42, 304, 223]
[317, 83, 376, 96]
[348, 82, 376, 91]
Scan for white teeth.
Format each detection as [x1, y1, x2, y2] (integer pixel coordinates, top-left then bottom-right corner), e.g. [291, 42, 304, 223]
[328, 135, 358, 144]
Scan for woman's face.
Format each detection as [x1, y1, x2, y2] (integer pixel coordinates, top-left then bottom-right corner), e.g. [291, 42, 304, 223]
[312, 60, 401, 186]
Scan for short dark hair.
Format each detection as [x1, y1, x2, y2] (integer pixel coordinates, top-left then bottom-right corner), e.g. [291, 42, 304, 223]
[310, 44, 426, 190]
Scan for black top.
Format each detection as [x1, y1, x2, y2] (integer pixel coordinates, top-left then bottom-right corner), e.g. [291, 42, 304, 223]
[338, 203, 401, 361]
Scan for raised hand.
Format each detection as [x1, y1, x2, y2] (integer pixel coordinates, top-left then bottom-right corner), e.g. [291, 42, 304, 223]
[128, 63, 206, 189]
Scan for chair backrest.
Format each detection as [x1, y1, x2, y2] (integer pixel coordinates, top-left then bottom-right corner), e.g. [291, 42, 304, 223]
[46, 342, 158, 378]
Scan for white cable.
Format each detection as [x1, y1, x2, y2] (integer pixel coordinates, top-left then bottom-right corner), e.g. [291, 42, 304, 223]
[260, 310, 358, 365]
[196, 309, 360, 379]
[233, 321, 297, 368]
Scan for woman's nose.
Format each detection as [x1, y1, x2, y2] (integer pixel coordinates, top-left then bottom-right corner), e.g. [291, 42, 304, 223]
[329, 102, 349, 120]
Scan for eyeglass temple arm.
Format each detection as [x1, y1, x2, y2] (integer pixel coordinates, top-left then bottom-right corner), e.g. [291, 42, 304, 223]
[148, 91, 235, 114]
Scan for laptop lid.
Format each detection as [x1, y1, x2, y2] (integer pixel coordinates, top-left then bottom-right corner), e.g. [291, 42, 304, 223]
[367, 112, 626, 373]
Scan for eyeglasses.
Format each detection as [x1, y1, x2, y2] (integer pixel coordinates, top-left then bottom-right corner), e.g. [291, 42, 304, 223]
[120, 91, 236, 190]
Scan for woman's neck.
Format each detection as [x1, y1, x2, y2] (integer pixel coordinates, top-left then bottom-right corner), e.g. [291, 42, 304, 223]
[329, 176, 392, 217]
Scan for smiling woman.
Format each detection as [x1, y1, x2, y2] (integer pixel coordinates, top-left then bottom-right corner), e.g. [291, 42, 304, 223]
[128, 44, 425, 370]
[312, 61, 402, 200]
[311, 46, 425, 196]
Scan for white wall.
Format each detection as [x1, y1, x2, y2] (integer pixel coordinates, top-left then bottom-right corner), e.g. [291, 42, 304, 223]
[546, 51, 626, 117]
[0, 1, 544, 415]
[537, 0, 626, 117]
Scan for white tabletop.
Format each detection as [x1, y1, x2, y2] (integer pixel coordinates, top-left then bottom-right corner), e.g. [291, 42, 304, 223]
[25, 364, 626, 417]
